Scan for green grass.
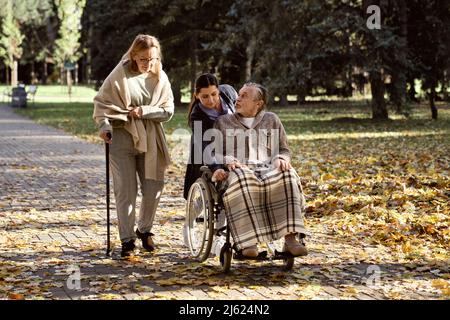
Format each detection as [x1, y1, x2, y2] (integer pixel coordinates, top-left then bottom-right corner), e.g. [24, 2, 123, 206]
[2, 83, 449, 141]
[9, 101, 190, 142]
[8, 97, 450, 145]
[271, 102, 450, 136]
[13, 102, 99, 139]
[0, 84, 97, 103]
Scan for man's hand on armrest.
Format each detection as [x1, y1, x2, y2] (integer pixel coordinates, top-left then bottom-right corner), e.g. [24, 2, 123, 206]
[273, 157, 292, 171]
[212, 169, 229, 182]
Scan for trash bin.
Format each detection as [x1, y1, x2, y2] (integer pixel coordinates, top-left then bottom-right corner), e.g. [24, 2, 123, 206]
[11, 86, 27, 108]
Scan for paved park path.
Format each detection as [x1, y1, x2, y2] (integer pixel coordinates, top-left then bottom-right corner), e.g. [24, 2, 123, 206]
[0, 104, 446, 300]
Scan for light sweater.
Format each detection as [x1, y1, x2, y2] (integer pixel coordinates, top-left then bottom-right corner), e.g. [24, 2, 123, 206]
[93, 59, 174, 181]
[214, 110, 291, 166]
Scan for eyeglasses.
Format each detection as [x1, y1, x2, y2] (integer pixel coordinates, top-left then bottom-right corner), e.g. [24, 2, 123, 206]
[138, 57, 160, 64]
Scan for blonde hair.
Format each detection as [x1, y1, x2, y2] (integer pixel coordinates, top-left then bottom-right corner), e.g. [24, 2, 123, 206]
[122, 34, 162, 78]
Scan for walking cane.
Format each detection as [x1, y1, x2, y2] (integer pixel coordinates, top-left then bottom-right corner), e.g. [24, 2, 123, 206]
[105, 132, 112, 256]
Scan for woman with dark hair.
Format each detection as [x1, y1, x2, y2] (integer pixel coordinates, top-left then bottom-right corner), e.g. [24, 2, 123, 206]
[183, 73, 237, 199]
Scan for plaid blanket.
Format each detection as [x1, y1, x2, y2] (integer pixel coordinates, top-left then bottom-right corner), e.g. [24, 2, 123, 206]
[222, 167, 308, 250]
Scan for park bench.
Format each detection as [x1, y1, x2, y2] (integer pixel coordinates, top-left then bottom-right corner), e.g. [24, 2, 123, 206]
[27, 85, 38, 106]
[2, 84, 38, 107]
[2, 87, 12, 104]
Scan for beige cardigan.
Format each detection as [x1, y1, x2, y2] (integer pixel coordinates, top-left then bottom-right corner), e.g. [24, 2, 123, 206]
[93, 60, 173, 181]
[214, 110, 291, 165]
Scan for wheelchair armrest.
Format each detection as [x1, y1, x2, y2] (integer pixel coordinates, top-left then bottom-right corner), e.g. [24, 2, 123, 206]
[200, 166, 211, 173]
[200, 166, 213, 180]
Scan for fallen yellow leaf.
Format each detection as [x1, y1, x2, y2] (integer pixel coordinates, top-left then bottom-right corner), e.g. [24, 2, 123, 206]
[431, 279, 449, 289]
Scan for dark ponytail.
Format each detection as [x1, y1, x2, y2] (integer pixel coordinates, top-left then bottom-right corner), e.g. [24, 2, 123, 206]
[187, 73, 219, 124]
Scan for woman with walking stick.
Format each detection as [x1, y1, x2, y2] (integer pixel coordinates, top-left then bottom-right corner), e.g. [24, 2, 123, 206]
[93, 34, 174, 258]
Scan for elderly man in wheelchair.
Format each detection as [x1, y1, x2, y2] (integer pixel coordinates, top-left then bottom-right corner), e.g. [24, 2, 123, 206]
[183, 82, 309, 272]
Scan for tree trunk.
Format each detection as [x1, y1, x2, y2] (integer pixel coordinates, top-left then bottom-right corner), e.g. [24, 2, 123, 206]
[270, 95, 276, 105]
[190, 32, 198, 96]
[344, 31, 353, 98]
[85, 13, 93, 84]
[297, 87, 306, 105]
[31, 62, 35, 84]
[172, 79, 182, 107]
[67, 70, 72, 95]
[392, 0, 408, 115]
[279, 94, 288, 106]
[75, 63, 79, 85]
[11, 59, 18, 87]
[443, 71, 449, 102]
[344, 64, 353, 97]
[6, 66, 10, 86]
[369, 70, 389, 120]
[245, 35, 256, 82]
[85, 52, 91, 85]
[430, 85, 438, 120]
[60, 65, 64, 86]
[391, 73, 408, 115]
[43, 60, 48, 84]
[407, 77, 417, 102]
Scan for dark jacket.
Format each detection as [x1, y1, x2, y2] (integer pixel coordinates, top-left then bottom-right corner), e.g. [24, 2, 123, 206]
[183, 84, 237, 199]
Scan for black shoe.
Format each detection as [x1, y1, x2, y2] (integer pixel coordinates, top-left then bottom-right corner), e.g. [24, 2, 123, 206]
[121, 240, 135, 257]
[136, 229, 155, 252]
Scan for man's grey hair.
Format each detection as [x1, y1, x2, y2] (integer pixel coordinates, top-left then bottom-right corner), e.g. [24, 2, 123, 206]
[243, 82, 268, 108]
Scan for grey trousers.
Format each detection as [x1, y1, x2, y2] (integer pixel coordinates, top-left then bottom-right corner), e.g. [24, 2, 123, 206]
[110, 128, 164, 243]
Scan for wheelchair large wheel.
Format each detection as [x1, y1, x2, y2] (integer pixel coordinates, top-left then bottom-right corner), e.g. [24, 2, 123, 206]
[185, 177, 215, 262]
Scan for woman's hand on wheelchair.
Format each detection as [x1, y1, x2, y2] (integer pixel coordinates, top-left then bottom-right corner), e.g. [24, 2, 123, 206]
[212, 169, 229, 182]
[273, 158, 292, 171]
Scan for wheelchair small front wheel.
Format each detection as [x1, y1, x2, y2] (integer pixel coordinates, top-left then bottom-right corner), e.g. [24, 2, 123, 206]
[283, 257, 295, 271]
[220, 245, 232, 273]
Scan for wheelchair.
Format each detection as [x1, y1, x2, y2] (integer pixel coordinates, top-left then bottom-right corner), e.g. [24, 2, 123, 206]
[184, 166, 305, 273]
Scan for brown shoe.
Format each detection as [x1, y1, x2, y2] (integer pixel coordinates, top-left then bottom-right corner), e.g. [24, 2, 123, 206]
[242, 245, 258, 258]
[284, 234, 308, 257]
[136, 229, 155, 252]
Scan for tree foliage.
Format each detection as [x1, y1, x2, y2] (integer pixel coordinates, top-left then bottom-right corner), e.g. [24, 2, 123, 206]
[54, 0, 87, 65]
[1, 0, 449, 119]
[0, 0, 24, 86]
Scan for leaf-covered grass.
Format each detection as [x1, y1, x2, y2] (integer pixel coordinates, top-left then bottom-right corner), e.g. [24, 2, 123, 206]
[3, 99, 450, 299]
[12, 100, 450, 253]
[276, 103, 450, 263]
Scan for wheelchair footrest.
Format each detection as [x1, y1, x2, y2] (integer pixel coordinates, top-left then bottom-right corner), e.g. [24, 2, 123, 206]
[234, 250, 268, 261]
[272, 250, 295, 260]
